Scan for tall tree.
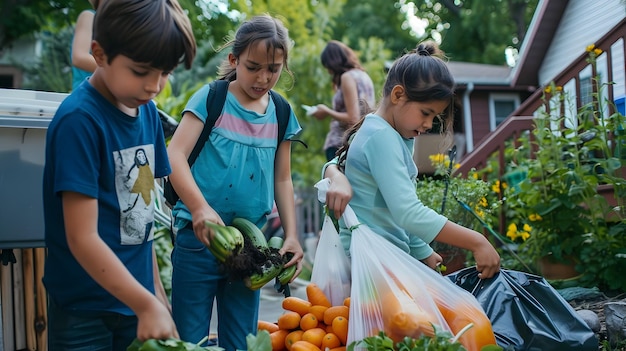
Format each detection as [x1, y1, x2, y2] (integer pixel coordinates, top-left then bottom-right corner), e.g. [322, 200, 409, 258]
[330, 0, 418, 58]
[0, 0, 80, 49]
[411, 0, 538, 65]
[0, 0, 233, 51]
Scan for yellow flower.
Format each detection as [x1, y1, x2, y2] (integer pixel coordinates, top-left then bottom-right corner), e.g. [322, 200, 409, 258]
[506, 227, 517, 240]
[586, 44, 596, 52]
[506, 231, 518, 241]
[522, 223, 532, 232]
[594, 48, 602, 56]
[544, 86, 552, 94]
[529, 213, 542, 221]
[471, 173, 479, 180]
[505, 222, 531, 242]
[507, 223, 518, 232]
[556, 86, 563, 92]
[429, 153, 445, 164]
[491, 180, 501, 194]
[478, 197, 488, 208]
[520, 231, 530, 241]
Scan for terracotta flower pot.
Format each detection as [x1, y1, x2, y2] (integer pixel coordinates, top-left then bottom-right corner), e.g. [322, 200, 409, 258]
[537, 255, 580, 280]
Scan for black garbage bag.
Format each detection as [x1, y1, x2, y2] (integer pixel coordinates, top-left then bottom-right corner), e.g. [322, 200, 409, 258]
[447, 267, 598, 351]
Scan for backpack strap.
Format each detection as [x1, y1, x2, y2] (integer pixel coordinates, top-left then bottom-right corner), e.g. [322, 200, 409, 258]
[186, 79, 229, 167]
[269, 90, 291, 147]
[270, 90, 307, 149]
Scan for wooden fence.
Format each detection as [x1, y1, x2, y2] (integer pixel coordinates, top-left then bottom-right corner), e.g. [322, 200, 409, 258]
[1, 248, 47, 351]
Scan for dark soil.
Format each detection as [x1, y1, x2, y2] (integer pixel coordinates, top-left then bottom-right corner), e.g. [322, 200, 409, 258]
[222, 237, 284, 280]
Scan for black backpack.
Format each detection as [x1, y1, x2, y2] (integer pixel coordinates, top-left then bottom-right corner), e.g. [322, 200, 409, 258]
[163, 79, 292, 208]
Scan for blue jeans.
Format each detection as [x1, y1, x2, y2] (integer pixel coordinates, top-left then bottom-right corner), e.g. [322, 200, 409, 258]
[171, 226, 260, 351]
[47, 299, 138, 351]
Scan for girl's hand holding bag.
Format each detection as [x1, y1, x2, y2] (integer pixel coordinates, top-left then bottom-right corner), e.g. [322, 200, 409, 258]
[311, 179, 352, 307]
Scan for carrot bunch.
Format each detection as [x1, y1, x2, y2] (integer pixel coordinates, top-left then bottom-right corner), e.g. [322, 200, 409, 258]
[258, 283, 350, 351]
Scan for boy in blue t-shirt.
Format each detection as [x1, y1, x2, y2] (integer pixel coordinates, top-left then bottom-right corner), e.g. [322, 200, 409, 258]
[42, 0, 196, 349]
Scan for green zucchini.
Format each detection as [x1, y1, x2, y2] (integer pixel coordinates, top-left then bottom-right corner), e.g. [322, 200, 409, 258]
[277, 264, 297, 285]
[244, 260, 283, 290]
[267, 236, 284, 250]
[232, 217, 267, 248]
[204, 221, 244, 262]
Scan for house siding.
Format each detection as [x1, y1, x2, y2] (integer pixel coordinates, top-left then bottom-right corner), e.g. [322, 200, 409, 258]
[469, 91, 492, 146]
[539, 0, 625, 86]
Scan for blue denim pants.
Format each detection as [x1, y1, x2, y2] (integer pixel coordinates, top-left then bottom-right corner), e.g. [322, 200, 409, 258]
[47, 299, 138, 351]
[171, 226, 260, 351]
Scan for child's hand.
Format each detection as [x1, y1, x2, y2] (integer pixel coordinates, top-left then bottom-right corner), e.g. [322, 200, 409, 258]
[421, 251, 443, 270]
[191, 207, 223, 248]
[136, 298, 179, 341]
[326, 172, 352, 219]
[435, 222, 501, 279]
[312, 104, 329, 120]
[472, 239, 501, 279]
[279, 235, 304, 282]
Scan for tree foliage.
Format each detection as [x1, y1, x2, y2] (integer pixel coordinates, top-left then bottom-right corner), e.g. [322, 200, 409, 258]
[0, 0, 88, 49]
[19, 28, 73, 92]
[0, 0, 234, 51]
[411, 0, 538, 65]
[330, 0, 418, 58]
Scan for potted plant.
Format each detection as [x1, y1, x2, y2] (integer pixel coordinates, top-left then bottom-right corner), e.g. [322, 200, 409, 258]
[416, 150, 501, 274]
[506, 45, 626, 286]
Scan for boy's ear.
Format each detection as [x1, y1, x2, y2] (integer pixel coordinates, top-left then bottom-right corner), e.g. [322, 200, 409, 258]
[91, 41, 106, 66]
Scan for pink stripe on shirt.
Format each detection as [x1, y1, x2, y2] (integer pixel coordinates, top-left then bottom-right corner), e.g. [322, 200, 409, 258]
[215, 112, 277, 139]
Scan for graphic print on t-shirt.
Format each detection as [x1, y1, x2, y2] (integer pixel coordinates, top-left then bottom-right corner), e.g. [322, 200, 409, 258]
[114, 145, 156, 245]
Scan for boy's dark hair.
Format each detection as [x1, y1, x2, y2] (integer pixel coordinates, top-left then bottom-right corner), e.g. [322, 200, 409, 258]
[93, 0, 196, 72]
[217, 14, 294, 83]
[320, 40, 364, 87]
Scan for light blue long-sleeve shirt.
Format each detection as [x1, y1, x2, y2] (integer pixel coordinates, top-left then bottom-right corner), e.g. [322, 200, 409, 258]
[324, 113, 447, 260]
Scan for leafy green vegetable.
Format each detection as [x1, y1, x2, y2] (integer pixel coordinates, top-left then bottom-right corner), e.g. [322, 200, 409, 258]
[126, 337, 223, 351]
[127, 330, 273, 351]
[347, 327, 503, 351]
[243, 330, 272, 351]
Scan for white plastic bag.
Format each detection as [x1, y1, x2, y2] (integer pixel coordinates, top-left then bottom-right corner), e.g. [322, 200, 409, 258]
[310, 215, 352, 307]
[311, 179, 352, 306]
[343, 204, 496, 351]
